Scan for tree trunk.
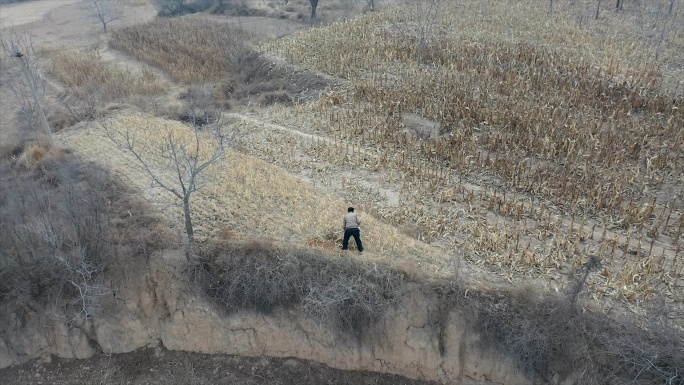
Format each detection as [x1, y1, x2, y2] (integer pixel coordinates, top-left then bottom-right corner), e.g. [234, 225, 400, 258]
[310, 0, 318, 20]
[417, 36, 424, 66]
[16, 57, 54, 147]
[183, 196, 194, 258]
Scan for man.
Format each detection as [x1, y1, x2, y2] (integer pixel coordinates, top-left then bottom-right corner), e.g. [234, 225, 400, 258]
[342, 207, 363, 252]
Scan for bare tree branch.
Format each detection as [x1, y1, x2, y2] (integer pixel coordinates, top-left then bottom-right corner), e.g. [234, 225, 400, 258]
[390, 0, 445, 66]
[102, 110, 230, 259]
[0, 30, 54, 145]
[83, 0, 124, 33]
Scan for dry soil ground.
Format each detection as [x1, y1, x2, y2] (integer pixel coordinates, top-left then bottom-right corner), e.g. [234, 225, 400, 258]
[0, 346, 439, 385]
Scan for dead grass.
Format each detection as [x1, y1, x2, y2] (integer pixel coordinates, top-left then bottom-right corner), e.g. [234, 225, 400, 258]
[41, 48, 169, 123]
[57, 110, 445, 270]
[45, 48, 168, 98]
[110, 18, 255, 83]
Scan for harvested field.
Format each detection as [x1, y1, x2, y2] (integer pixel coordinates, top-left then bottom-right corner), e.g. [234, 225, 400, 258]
[110, 18, 255, 83]
[254, 0, 684, 319]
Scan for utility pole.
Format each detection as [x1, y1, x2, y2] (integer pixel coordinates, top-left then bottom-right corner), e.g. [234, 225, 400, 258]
[10, 46, 55, 147]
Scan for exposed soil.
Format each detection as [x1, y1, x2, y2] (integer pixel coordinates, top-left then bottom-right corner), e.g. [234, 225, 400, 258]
[0, 346, 440, 385]
[0, 0, 79, 26]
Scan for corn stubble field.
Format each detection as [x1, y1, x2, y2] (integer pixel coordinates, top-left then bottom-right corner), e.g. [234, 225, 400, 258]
[264, 1, 684, 319]
[54, 0, 683, 325]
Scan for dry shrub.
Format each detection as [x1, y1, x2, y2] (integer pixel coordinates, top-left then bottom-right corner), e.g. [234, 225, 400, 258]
[470, 290, 684, 384]
[236, 54, 339, 102]
[0, 144, 169, 319]
[195, 240, 406, 340]
[194, 238, 682, 383]
[22, 144, 46, 162]
[47, 106, 77, 132]
[462, 264, 684, 385]
[16, 144, 68, 180]
[257, 90, 293, 106]
[44, 49, 167, 121]
[0, 140, 22, 159]
[110, 18, 255, 83]
[214, 0, 269, 17]
[0, 147, 112, 318]
[156, 0, 213, 17]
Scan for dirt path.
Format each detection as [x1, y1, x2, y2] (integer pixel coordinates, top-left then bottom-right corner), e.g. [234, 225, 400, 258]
[227, 112, 374, 155]
[227, 111, 402, 208]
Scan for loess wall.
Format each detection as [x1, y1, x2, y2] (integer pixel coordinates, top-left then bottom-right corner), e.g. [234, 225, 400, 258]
[0, 249, 534, 385]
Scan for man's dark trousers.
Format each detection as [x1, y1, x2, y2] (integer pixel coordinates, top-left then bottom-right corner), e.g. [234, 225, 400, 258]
[342, 228, 363, 252]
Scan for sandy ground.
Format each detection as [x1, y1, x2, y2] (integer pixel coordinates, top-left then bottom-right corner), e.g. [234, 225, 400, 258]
[0, 0, 156, 47]
[0, 0, 80, 27]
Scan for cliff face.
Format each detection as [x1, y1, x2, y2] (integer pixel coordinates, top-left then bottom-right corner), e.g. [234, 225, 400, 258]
[0, 250, 531, 385]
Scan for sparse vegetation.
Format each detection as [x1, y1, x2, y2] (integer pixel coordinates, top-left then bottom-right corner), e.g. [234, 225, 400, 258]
[154, 0, 213, 17]
[102, 103, 230, 258]
[44, 48, 168, 120]
[82, 0, 123, 33]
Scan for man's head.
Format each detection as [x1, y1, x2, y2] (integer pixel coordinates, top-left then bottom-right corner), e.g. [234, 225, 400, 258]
[347, 207, 354, 213]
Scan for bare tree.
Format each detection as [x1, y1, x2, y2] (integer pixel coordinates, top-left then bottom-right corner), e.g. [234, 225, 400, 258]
[83, 0, 124, 33]
[103, 104, 230, 258]
[392, 0, 444, 66]
[0, 33, 54, 146]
